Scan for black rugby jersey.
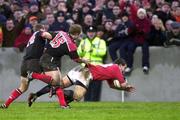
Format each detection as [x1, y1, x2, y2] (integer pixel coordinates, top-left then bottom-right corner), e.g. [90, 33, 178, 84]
[45, 31, 79, 59]
[23, 31, 46, 60]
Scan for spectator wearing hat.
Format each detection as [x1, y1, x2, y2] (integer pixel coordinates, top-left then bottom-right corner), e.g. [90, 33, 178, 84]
[165, 21, 180, 46]
[48, 11, 69, 32]
[27, 1, 44, 22]
[14, 24, 33, 52]
[29, 16, 38, 31]
[78, 26, 107, 101]
[130, 8, 151, 74]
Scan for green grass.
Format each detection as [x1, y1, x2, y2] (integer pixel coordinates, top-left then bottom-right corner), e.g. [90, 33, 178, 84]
[0, 102, 180, 120]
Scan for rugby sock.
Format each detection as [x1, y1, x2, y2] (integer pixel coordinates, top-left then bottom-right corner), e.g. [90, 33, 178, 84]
[4, 88, 22, 107]
[64, 90, 74, 104]
[36, 85, 51, 97]
[32, 73, 53, 84]
[56, 87, 67, 107]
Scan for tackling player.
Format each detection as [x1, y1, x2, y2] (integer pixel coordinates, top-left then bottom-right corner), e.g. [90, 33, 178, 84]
[0, 24, 52, 109]
[27, 24, 89, 108]
[28, 58, 135, 107]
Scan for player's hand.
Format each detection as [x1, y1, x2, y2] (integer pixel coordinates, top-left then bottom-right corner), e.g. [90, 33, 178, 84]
[124, 85, 135, 92]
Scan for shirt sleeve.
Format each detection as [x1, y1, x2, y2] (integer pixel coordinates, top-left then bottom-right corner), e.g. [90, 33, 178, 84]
[113, 65, 126, 84]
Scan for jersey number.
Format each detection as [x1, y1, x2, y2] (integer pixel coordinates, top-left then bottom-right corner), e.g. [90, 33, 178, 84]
[50, 33, 65, 48]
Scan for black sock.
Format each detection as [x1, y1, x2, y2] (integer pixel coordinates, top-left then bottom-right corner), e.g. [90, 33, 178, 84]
[64, 90, 74, 104]
[36, 85, 51, 97]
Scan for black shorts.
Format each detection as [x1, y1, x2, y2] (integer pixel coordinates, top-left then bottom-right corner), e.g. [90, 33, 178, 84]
[40, 53, 61, 72]
[21, 59, 42, 77]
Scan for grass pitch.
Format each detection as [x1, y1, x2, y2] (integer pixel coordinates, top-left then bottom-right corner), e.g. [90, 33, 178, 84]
[0, 102, 179, 120]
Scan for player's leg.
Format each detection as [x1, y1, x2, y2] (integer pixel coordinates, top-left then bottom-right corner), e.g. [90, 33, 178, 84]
[64, 90, 74, 104]
[28, 84, 52, 107]
[28, 54, 62, 86]
[55, 87, 69, 108]
[1, 77, 29, 108]
[73, 84, 87, 101]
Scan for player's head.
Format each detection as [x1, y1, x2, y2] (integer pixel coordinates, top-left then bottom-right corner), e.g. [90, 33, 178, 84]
[114, 58, 127, 71]
[34, 24, 45, 32]
[69, 24, 82, 40]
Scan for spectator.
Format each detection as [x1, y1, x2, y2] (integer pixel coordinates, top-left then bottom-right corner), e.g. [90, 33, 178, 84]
[14, 24, 33, 52]
[28, 16, 39, 31]
[173, 6, 180, 22]
[48, 11, 69, 32]
[2, 17, 26, 47]
[112, 5, 121, 20]
[171, 1, 179, 15]
[27, 1, 44, 21]
[13, 9, 24, 24]
[154, 2, 175, 25]
[165, 21, 180, 46]
[57, 1, 68, 13]
[81, 3, 95, 17]
[69, 9, 82, 24]
[148, 18, 166, 46]
[165, 19, 173, 32]
[77, 26, 107, 101]
[103, 0, 115, 19]
[42, 5, 53, 16]
[81, 14, 94, 33]
[44, 13, 55, 26]
[130, 8, 151, 74]
[103, 19, 114, 46]
[0, 0, 12, 19]
[116, 12, 135, 75]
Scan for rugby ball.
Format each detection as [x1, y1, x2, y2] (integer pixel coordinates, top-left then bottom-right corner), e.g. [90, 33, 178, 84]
[113, 80, 120, 88]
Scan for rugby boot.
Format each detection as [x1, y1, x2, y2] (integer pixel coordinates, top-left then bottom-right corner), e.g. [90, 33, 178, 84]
[28, 93, 37, 107]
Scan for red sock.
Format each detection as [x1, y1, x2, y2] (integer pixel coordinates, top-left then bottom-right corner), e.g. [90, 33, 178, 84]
[32, 73, 53, 84]
[56, 87, 67, 107]
[4, 89, 22, 107]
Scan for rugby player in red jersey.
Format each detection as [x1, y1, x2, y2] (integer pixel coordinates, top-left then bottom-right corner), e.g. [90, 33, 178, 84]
[28, 58, 135, 107]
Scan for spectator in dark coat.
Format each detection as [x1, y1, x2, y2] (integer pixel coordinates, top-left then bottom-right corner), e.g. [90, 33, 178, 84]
[48, 11, 69, 32]
[165, 21, 180, 46]
[148, 18, 166, 46]
[2, 17, 26, 47]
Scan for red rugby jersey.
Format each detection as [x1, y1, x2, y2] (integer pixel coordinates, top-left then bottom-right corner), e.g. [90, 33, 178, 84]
[88, 64, 125, 84]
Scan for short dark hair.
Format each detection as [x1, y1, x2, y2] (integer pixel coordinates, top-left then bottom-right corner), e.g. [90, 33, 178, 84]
[69, 24, 82, 35]
[114, 58, 126, 66]
[34, 24, 44, 31]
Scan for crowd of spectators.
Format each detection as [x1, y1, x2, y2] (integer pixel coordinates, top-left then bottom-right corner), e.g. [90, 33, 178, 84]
[0, 0, 180, 75]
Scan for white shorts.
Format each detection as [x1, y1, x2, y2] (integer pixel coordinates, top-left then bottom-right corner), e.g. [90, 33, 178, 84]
[67, 65, 92, 89]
